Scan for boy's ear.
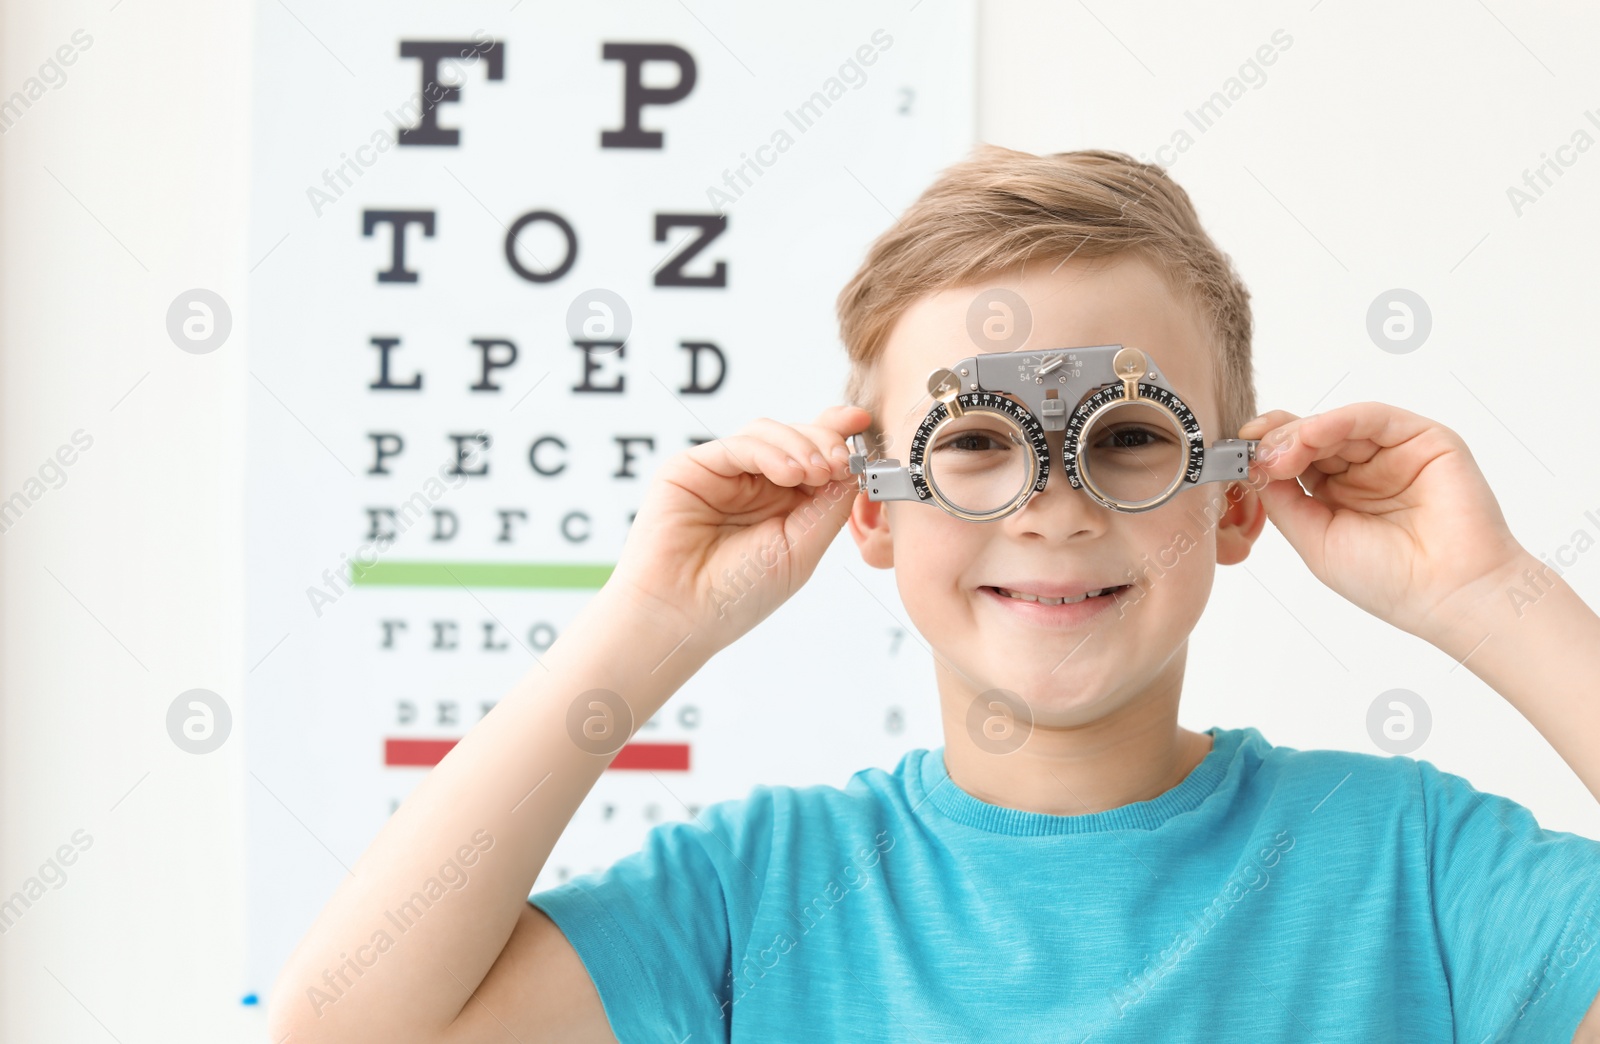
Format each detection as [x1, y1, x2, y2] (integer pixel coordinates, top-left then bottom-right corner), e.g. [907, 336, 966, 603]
[1215, 480, 1268, 566]
[848, 488, 894, 569]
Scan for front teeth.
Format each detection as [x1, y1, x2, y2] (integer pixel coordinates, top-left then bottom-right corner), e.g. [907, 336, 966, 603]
[995, 586, 1115, 606]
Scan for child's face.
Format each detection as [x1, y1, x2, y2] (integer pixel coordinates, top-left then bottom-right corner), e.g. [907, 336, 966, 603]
[848, 254, 1262, 726]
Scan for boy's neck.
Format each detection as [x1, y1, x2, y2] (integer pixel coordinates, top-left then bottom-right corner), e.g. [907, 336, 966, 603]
[936, 669, 1213, 817]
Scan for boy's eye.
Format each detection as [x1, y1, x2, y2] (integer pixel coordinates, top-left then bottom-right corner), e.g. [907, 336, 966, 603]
[934, 430, 1013, 453]
[1093, 424, 1170, 451]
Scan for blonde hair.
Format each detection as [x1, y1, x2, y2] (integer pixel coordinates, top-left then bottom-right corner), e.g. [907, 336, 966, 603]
[835, 144, 1255, 451]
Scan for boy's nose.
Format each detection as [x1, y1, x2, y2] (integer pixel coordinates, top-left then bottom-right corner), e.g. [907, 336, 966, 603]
[1002, 431, 1113, 537]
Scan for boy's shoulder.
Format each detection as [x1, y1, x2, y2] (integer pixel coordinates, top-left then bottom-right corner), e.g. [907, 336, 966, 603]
[734, 747, 929, 814]
[1224, 725, 1556, 843]
[1235, 724, 1422, 778]
[1231, 724, 1442, 808]
[686, 749, 929, 841]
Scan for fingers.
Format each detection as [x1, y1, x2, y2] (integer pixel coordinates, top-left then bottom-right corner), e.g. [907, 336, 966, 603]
[1243, 402, 1434, 481]
[1239, 410, 1303, 486]
[684, 433, 820, 487]
[1236, 409, 1300, 440]
[682, 407, 874, 488]
[813, 404, 873, 434]
[742, 418, 849, 483]
[739, 419, 838, 470]
[745, 407, 874, 481]
[802, 405, 875, 464]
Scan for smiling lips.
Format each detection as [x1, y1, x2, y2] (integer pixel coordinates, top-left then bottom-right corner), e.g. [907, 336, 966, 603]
[982, 584, 1131, 606]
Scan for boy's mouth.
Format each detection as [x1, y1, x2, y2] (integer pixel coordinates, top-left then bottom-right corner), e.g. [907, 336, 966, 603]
[980, 583, 1132, 607]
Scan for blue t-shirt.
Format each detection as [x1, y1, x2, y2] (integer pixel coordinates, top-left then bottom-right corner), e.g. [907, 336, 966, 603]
[527, 726, 1600, 1042]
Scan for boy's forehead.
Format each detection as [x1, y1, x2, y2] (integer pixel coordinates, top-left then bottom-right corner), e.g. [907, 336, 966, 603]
[877, 256, 1215, 433]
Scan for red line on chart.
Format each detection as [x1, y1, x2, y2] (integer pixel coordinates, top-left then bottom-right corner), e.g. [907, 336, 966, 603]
[384, 738, 691, 770]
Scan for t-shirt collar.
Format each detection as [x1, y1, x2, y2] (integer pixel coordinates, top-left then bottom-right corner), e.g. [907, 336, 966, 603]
[915, 726, 1240, 835]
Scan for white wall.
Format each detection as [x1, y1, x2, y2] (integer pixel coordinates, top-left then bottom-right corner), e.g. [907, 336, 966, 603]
[1, 0, 257, 1039]
[3, 1, 1596, 1039]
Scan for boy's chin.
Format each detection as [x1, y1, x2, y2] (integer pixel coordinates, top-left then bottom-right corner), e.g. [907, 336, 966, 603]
[968, 634, 1115, 682]
[960, 657, 1118, 706]
[954, 678, 1133, 738]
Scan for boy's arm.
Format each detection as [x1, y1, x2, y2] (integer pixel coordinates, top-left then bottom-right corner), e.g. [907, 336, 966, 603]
[265, 584, 710, 1043]
[265, 405, 867, 1043]
[1424, 550, 1600, 808]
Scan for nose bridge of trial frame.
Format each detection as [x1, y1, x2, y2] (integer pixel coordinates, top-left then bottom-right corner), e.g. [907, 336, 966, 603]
[933, 343, 1144, 428]
[930, 345, 1149, 481]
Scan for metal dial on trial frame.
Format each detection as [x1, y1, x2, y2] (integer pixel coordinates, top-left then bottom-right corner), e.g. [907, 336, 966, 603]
[907, 392, 1052, 522]
[1060, 382, 1207, 511]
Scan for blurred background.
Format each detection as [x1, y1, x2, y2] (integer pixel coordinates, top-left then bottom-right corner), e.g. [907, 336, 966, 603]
[2, 0, 1597, 1038]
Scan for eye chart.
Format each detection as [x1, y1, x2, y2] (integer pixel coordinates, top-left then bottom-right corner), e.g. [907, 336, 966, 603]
[244, 0, 974, 1003]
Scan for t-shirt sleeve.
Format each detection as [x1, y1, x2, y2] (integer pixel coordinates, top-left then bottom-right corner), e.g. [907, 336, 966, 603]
[526, 786, 777, 1044]
[1415, 757, 1600, 1041]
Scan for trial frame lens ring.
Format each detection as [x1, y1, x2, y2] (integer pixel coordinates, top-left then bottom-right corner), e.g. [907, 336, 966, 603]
[1073, 396, 1192, 511]
[921, 404, 1040, 522]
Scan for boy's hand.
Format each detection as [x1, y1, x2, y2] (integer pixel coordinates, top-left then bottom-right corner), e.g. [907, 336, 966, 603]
[603, 404, 870, 653]
[1238, 402, 1530, 650]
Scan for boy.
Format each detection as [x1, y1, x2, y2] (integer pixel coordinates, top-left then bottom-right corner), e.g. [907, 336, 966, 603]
[268, 145, 1600, 1042]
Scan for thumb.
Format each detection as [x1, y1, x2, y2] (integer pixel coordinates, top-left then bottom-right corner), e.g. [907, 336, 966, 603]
[1258, 477, 1332, 572]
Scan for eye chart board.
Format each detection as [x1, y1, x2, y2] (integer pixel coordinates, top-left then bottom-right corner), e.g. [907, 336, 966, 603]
[244, 0, 974, 1004]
